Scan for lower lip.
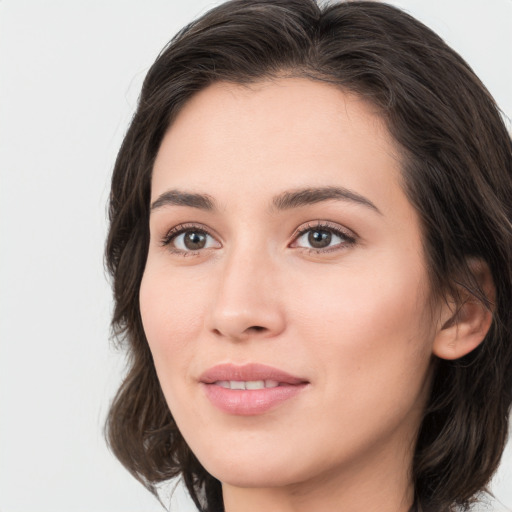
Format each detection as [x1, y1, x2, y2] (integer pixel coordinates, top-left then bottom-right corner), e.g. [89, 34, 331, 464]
[202, 383, 307, 415]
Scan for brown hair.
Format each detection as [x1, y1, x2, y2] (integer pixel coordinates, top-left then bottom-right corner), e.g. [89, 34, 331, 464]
[105, 1, 512, 511]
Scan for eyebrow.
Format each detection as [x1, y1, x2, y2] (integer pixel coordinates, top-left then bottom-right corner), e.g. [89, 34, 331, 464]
[150, 186, 381, 215]
[271, 186, 381, 214]
[151, 190, 215, 211]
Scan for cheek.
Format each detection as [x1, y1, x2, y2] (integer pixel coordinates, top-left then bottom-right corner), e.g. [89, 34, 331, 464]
[280, 267, 434, 472]
[293, 251, 429, 337]
[288, 249, 434, 396]
[139, 264, 207, 387]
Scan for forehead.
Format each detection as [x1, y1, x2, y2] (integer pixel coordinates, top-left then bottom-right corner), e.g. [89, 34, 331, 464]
[151, 78, 404, 216]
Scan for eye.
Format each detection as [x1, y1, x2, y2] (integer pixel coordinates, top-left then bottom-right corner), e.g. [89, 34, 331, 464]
[291, 222, 356, 252]
[161, 224, 221, 254]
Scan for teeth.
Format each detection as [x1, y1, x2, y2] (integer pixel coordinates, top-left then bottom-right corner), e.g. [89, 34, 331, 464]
[214, 380, 280, 390]
[245, 380, 265, 390]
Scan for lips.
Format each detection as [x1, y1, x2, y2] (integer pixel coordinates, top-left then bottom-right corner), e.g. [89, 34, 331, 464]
[199, 363, 309, 416]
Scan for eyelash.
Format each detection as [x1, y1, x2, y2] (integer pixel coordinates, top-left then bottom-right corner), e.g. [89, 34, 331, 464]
[160, 221, 357, 256]
[160, 223, 217, 256]
[291, 221, 357, 254]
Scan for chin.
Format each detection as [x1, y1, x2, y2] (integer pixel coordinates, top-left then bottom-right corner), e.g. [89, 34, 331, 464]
[208, 465, 304, 489]
[194, 444, 308, 488]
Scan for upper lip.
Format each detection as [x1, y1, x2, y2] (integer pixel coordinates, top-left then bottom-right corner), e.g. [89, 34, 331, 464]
[199, 363, 308, 385]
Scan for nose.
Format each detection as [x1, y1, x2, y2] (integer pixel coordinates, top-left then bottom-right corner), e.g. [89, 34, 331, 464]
[206, 246, 286, 342]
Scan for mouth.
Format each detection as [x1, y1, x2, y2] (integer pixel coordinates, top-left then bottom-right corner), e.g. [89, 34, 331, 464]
[213, 379, 280, 390]
[199, 363, 309, 416]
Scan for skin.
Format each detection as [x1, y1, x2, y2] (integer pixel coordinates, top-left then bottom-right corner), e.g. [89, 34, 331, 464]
[139, 78, 489, 512]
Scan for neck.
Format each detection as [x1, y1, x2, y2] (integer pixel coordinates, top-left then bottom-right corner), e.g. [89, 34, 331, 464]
[222, 442, 415, 512]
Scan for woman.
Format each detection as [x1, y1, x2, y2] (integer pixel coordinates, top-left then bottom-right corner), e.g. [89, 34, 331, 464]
[105, 1, 512, 511]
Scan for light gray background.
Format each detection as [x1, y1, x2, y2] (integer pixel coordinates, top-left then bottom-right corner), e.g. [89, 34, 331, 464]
[0, 1, 511, 511]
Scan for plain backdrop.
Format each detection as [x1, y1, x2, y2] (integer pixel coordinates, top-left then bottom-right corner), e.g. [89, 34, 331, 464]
[0, 1, 511, 511]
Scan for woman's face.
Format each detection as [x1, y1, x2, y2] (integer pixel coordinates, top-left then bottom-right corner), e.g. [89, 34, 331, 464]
[140, 78, 438, 492]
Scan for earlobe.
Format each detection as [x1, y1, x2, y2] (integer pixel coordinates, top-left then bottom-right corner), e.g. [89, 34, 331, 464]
[432, 260, 495, 361]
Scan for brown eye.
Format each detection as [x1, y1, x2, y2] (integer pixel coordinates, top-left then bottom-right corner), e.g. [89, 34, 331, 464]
[183, 231, 207, 250]
[308, 230, 332, 249]
[167, 228, 220, 253]
[292, 223, 354, 253]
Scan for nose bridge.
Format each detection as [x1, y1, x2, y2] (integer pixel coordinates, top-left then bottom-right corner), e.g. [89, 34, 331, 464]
[207, 236, 284, 340]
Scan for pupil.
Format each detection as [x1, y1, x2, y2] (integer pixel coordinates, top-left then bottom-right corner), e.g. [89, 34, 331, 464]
[308, 230, 331, 248]
[185, 231, 206, 250]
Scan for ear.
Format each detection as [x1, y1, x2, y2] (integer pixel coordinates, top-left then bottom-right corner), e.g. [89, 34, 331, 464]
[433, 259, 495, 361]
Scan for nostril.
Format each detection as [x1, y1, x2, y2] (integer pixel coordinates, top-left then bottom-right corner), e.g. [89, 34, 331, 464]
[248, 326, 266, 333]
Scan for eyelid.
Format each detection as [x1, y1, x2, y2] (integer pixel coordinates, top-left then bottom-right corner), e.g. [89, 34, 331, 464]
[289, 221, 357, 251]
[160, 222, 221, 251]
